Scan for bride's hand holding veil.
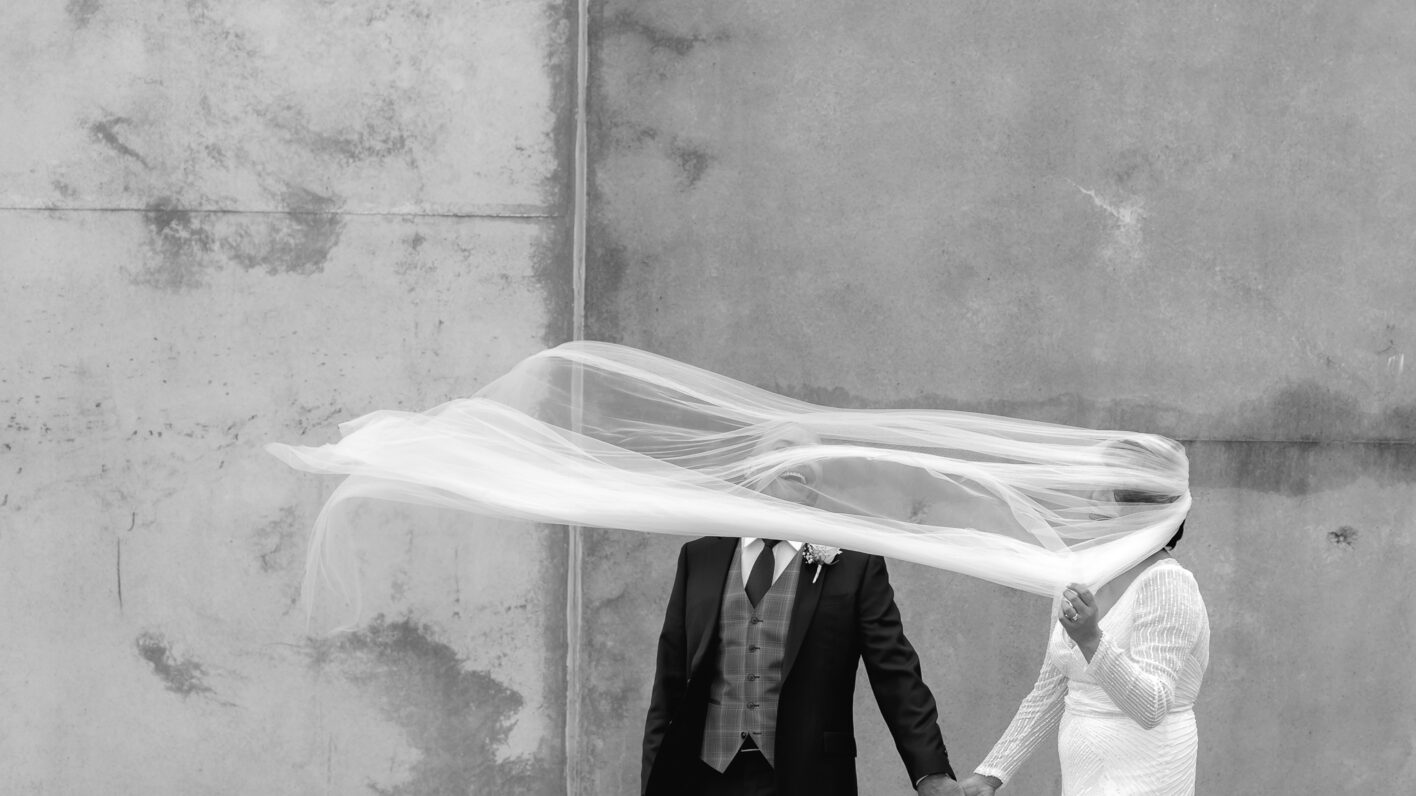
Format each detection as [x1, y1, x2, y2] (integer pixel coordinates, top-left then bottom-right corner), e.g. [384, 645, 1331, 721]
[1059, 582, 1103, 659]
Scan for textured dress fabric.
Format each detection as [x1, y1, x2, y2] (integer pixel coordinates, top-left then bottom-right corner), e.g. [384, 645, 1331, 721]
[977, 559, 1210, 795]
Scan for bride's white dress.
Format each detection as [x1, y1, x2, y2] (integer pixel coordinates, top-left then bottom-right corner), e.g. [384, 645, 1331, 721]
[976, 559, 1210, 795]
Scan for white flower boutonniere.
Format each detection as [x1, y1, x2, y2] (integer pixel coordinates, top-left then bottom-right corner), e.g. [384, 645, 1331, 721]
[801, 544, 842, 583]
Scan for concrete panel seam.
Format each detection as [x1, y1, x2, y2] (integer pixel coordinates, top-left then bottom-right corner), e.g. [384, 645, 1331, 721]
[565, 0, 590, 790]
[0, 205, 563, 219]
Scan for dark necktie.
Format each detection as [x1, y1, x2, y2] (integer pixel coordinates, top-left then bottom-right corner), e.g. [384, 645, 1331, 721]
[745, 539, 781, 607]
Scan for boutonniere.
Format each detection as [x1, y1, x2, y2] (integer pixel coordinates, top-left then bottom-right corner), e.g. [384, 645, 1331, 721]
[801, 544, 841, 583]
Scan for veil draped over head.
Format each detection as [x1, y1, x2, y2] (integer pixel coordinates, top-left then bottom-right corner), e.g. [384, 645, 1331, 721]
[268, 342, 1190, 616]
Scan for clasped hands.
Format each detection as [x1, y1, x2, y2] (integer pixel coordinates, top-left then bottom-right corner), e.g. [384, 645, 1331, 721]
[914, 773, 964, 796]
[915, 771, 1005, 796]
[957, 773, 1004, 795]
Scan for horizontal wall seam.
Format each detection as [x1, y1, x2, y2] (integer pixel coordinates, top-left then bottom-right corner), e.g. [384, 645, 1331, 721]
[0, 205, 563, 219]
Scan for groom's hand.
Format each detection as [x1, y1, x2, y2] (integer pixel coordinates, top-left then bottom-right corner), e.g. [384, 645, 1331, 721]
[916, 773, 964, 796]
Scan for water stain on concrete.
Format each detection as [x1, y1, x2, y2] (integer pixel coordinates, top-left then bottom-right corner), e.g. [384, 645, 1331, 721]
[136, 631, 214, 697]
[66, 0, 101, 29]
[89, 117, 150, 168]
[668, 141, 713, 189]
[1328, 526, 1358, 547]
[582, 239, 631, 343]
[603, 9, 730, 56]
[530, 219, 575, 346]
[309, 102, 409, 164]
[264, 98, 410, 166]
[135, 198, 218, 291]
[309, 617, 551, 795]
[134, 188, 342, 289]
[394, 231, 434, 289]
[1185, 439, 1416, 495]
[524, 0, 578, 347]
[253, 505, 299, 573]
[226, 187, 344, 276]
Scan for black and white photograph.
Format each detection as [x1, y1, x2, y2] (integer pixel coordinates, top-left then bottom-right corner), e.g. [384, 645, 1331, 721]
[2, 1, 1412, 793]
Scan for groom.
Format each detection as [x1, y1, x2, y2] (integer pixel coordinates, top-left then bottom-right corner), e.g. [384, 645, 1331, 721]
[641, 431, 962, 796]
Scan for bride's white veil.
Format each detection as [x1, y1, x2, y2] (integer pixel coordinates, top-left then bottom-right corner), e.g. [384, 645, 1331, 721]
[268, 342, 1190, 619]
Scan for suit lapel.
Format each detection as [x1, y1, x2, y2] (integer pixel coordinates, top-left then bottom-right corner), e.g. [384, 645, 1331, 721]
[781, 549, 827, 683]
[688, 537, 738, 675]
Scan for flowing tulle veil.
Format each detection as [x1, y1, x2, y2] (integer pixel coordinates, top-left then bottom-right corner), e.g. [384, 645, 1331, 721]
[268, 342, 1190, 622]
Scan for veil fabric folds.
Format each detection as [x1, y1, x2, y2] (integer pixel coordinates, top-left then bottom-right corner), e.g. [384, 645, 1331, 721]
[268, 341, 1190, 613]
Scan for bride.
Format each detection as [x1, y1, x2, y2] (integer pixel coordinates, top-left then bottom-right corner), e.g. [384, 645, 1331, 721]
[962, 492, 1210, 795]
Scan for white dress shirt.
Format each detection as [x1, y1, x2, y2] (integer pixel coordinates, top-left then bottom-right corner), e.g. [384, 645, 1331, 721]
[738, 538, 804, 588]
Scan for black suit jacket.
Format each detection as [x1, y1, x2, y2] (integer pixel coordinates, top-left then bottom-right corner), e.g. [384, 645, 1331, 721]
[642, 537, 954, 796]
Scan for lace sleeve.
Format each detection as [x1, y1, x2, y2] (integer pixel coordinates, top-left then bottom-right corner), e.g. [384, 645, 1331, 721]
[974, 643, 1067, 785]
[1086, 566, 1205, 729]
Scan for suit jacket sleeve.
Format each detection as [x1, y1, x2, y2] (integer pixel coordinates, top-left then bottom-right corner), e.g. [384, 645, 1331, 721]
[856, 554, 955, 785]
[642, 543, 691, 794]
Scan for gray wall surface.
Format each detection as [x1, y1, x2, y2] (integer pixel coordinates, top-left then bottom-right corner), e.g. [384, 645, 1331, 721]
[2, 1, 575, 793]
[583, 0, 1416, 793]
[3, 0, 1413, 793]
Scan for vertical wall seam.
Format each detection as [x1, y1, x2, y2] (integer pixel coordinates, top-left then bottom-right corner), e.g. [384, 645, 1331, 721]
[566, 0, 589, 791]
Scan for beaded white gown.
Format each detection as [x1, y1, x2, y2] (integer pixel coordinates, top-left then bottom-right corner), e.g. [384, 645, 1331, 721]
[976, 559, 1210, 795]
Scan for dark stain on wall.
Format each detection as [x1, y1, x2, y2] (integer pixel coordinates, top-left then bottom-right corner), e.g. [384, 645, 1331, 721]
[394, 231, 433, 289]
[226, 187, 344, 276]
[1327, 526, 1358, 547]
[261, 97, 411, 166]
[309, 100, 410, 164]
[583, 238, 631, 343]
[66, 0, 101, 29]
[253, 505, 299, 573]
[668, 140, 713, 189]
[309, 617, 552, 795]
[134, 190, 344, 290]
[1214, 382, 1376, 441]
[135, 198, 218, 291]
[88, 117, 150, 168]
[1185, 439, 1416, 495]
[136, 631, 214, 697]
[530, 212, 575, 347]
[524, 0, 578, 347]
[603, 8, 730, 56]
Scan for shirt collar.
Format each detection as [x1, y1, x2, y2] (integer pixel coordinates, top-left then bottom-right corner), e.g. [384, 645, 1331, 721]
[742, 537, 803, 553]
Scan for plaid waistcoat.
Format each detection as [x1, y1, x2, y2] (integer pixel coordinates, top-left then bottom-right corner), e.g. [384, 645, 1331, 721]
[700, 548, 802, 772]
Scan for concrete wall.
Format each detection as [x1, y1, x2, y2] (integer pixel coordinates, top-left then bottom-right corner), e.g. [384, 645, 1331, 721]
[1, 1, 574, 793]
[5, 0, 1415, 794]
[584, 0, 1416, 793]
